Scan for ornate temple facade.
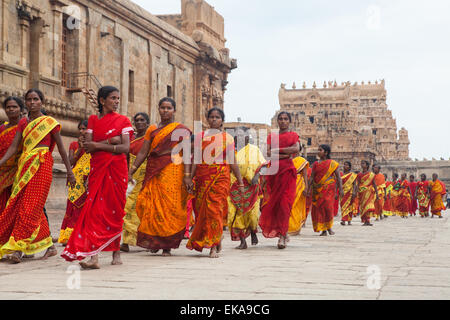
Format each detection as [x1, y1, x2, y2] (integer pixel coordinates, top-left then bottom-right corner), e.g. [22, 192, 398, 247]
[273, 80, 410, 168]
[0, 0, 236, 145]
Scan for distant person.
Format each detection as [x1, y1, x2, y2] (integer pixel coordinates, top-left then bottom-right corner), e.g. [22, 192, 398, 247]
[429, 174, 446, 218]
[416, 174, 431, 218]
[409, 175, 418, 216]
[340, 161, 357, 226]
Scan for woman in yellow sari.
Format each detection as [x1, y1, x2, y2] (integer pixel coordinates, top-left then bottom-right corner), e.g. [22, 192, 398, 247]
[120, 113, 153, 252]
[0, 97, 23, 212]
[227, 127, 266, 249]
[129, 98, 192, 257]
[340, 161, 357, 226]
[356, 160, 379, 226]
[288, 155, 309, 236]
[187, 108, 245, 258]
[430, 173, 446, 218]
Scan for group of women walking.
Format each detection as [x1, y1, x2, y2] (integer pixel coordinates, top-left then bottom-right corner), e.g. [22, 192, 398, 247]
[0, 86, 447, 268]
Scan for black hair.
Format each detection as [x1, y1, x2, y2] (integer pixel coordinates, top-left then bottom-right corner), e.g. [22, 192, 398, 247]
[319, 144, 331, 159]
[409, 175, 415, 179]
[97, 86, 119, 114]
[344, 161, 352, 169]
[78, 120, 88, 129]
[3, 96, 25, 111]
[278, 111, 292, 122]
[158, 97, 176, 111]
[41, 108, 48, 115]
[25, 89, 45, 103]
[421, 173, 427, 179]
[361, 160, 370, 168]
[207, 107, 225, 121]
[134, 112, 150, 124]
[373, 164, 381, 170]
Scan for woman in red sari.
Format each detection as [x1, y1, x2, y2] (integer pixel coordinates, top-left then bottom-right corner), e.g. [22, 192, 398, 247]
[61, 86, 133, 269]
[308, 145, 344, 236]
[0, 97, 24, 212]
[129, 99, 192, 256]
[120, 113, 151, 253]
[259, 112, 300, 249]
[373, 164, 386, 221]
[187, 108, 245, 258]
[0, 89, 75, 263]
[416, 174, 430, 218]
[409, 175, 418, 216]
[340, 161, 357, 226]
[396, 173, 412, 218]
[356, 160, 379, 226]
[58, 120, 90, 245]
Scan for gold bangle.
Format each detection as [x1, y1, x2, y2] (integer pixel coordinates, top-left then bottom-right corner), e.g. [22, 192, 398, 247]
[184, 173, 191, 176]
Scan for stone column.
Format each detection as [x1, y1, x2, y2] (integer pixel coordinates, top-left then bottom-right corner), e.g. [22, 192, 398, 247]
[1, 0, 9, 62]
[115, 23, 130, 117]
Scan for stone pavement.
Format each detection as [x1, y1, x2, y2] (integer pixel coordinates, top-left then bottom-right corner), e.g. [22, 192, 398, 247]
[1, 209, 449, 300]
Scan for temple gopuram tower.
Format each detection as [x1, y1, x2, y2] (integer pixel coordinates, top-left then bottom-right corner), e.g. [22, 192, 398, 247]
[273, 80, 410, 168]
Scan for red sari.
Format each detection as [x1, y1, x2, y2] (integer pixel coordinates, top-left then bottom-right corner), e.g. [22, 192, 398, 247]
[0, 116, 60, 258]
[396, 180, 411, 217]
[187, 131, 235, 252]
[357, 172, 376, 223]
[259, 132, 299, 238]
[311, 159, 339, 232]
[61, 112, 133, 261]
[416, 180, 430, 217]
[0, 124, 19, 212]
[58, 142, 91, 244]
[409, 181, 418, 215]
[340, 172, 357, 222]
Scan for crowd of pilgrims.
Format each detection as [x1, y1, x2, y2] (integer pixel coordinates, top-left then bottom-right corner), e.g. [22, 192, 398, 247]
[0, 86, 448, 268]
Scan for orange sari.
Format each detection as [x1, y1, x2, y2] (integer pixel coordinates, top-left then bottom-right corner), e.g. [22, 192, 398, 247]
[416, 181, 430, 217]
[187, 131, 234, 252]
[311, 160, 339, 232]
[0, 124, 19, 212]
[374, 173, 386, 219]
[136, 123, 191, 251]
[430, 180, 446, 216]
[396, 180, 411, 217]
[357, 172, 376, 223]
[340, 172, 357, 222]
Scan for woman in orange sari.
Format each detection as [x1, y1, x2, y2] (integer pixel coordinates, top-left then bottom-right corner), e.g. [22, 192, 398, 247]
[373, 164, 386, 221]
[58, 120, 90, 245]
[356, 160, 378, 226]
[0, 97, 24, 212]
[187, 108, 244, 258]
[259, 112, 300, 248]
[309, 145, 344, 236]
[396, 173, 412, 218]
[120, 113, 151, 253]
[130, 98, 192, 256]
[61, 86, 133, 269]
[0, 89, 75, 263]
[416, 174, 430, 218]
[429, 173, 446, 218]
[340, 161, 357, 226]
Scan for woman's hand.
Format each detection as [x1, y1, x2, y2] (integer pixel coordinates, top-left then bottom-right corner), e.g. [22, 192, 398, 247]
[84, 141, 98, 154]
[108, 136, 121, 145]
[67, 171, 76, 188]
[251, 173, 260, 186]
[184, 176, 194, 194]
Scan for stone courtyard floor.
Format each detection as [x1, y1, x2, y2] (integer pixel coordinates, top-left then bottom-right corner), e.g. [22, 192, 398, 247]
[0, 209, 449, 300]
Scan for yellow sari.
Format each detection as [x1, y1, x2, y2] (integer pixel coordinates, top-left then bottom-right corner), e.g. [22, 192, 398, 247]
[288, 157, 309, 235]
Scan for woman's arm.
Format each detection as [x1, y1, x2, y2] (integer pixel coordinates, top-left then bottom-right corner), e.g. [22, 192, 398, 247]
[272, 142, 300, 156]
[128, 140, 150, 181]
[84, 134, 130, 155]
[335, 168, 344, 198]
[302, 168, 308, 197]
[0, 131, 22, 167]
[372, 180, 379, 200]
[52, 131, 76, 187]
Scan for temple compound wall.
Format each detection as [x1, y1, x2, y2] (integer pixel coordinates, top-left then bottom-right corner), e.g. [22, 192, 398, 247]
[0, 0, 236, 209]
[274, 80, 410, 169]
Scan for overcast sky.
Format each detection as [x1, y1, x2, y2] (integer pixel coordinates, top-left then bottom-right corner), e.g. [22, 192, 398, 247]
[132, 0, 450, 160]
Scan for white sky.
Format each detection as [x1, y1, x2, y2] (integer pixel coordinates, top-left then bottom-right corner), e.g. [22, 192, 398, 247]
[132, 0, 450, 160]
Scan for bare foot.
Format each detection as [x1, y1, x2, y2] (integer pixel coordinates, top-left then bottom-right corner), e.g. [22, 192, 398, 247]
[23, 254, 35, 259]
[217, 235, 224, 253]
[251, 232, 259, 246]
[80, 256, 100, 270]
[328, 229, 335, 236]
[209, 247, 219, 258]
[120, 244, 130, 253]
[162, 249, 172, 257]
[150, 249, 160, 254]
[341, 221, 345, 226]
[320, 231, 328, 237]
[111, 251, 123, 265]
[348, 222, 352, 225]
[41, 245, 57, 260]
[9, 251, 23, 264]
[236, 239, 248, 250]
[277, 237, 286, 249]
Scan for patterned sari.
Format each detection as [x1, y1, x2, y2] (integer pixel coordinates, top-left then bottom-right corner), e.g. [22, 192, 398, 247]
[374, 173, 386, 219]
[0, 124, 20, 212]
[259, 132, 299, 238]
[383, 182, 394, 216]
[122, 131, 154, 246]
[409, 182, 418, 215]
[416, 181, 430, 217]
[288, 157, 309, 235]
[228, 143, 266, 241]
[357, 172, 376, 223]
[187, 131, 235, 252]
[135, 123, 191, 251]
[430, 180, 446, 217]
[0, 116, 59, 258]
[311, 159, 339, 232]
[396, 180, 411, 217]
[61, 112, 134, 261]
[340, 172, 357, 222]
[58, 142, 91, 244]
